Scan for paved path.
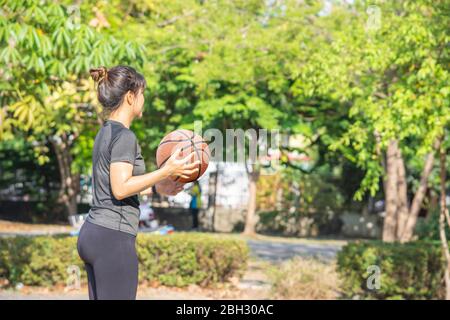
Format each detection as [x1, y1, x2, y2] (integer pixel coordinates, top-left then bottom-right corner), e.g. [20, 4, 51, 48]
[246, 239, 343, 263]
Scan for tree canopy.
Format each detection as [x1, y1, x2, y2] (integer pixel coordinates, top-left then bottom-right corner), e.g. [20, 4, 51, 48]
[0, 0, 448, 237]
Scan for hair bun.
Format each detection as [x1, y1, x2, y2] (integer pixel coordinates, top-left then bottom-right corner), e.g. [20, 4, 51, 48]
[89, 67, 108, 83]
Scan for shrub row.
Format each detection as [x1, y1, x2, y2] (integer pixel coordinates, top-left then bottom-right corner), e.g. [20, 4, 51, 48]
[337, 240, 447, 299]
[0, 232, 249, 287]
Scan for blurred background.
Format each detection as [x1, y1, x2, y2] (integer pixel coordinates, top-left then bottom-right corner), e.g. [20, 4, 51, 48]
[0, 0, 449, 300]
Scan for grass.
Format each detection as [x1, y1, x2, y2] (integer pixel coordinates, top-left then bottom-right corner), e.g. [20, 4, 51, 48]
[265, 256, 341, 299]
[0, 219, 72, 234]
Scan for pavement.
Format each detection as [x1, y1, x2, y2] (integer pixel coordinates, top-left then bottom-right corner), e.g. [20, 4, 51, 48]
[246, 239, 343, 263]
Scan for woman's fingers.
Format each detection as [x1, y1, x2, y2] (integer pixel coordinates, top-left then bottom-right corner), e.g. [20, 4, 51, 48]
[184, 161, 200, 169]
[170, 148, 183, 159]
[180, 151, 196, 164]
[183, 168, 199, 175]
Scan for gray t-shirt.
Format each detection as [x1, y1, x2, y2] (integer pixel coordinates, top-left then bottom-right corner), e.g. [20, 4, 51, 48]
[86, 119, 146, 236]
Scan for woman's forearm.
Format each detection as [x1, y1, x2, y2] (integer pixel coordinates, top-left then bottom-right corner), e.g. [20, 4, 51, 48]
[111, 149, 199, 200]
[115, 167, 170, 200]
[139, 186, 153, 196]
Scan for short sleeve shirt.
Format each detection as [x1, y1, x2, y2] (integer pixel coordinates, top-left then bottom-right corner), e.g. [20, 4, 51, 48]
[86, 119, 146, 235]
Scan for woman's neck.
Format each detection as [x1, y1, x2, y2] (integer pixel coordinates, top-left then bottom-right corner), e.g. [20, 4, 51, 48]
[108, 112, 133, 129]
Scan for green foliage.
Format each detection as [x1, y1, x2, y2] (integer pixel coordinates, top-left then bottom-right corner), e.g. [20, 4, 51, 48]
[337, 240, 447, 299]
[0, 138, 55, 196]
[104, 0, 327, 162]
[137, 233, 249, 286]
[112, 0, 449, 203]
[415, 210, 450, 241]
[0, 235, 82, 286]
[324, 0, 450, 199]
[0, 0, 145, 173]
[257, 166, 346, 236]
[0, 232, 249, 287]
[1, 0, 448, 222]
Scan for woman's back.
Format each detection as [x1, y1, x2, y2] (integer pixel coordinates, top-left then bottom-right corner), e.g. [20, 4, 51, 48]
[87, 119, 145, 236]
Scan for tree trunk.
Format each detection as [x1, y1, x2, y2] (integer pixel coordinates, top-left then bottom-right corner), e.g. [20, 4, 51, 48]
[400, 140, 440, 242]
[396, 144, 409, 241]
[383, 139, 399, 242]
[382, 138, 440, 242]
[50, 134, 79, 218]
[438, 138, 450, 300]
[243, 164, 260, 236]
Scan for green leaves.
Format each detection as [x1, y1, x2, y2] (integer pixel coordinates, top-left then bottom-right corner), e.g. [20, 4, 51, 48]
[311, 0, 450, 199]
[338, 240, 447, 299]
[0, 0, 146, 174]
[1, 0, 448, 201]
[193, 94, 282, 131]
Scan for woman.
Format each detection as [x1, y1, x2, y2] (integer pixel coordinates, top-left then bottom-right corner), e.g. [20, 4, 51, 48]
[77, 65, 199, 300]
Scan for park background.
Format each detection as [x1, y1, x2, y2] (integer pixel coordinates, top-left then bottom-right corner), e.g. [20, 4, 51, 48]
[0, 0, 449, 299]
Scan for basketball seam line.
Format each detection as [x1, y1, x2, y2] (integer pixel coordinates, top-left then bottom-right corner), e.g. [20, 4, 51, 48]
[158, 138, 192, 146]
[177, 130, 202, 181]
[157, 140, 207, 169]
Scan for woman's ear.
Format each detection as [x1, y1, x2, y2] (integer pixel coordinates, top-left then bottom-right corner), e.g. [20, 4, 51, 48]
[125, 90, 134, 106]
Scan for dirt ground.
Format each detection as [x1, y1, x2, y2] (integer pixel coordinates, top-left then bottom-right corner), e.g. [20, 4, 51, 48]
[0, 219, 73, 235]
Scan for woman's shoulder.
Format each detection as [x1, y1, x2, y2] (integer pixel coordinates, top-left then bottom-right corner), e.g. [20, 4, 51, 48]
[106, 122, 136, 138]
[108, 126, 137, 148]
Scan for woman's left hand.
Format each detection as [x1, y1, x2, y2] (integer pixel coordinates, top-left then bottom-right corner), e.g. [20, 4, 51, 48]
[155, 179, 184, 196]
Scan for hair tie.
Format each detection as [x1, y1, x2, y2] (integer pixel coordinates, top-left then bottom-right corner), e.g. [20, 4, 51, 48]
[98, 66, 108, 84]
[89, 66, 108, 84]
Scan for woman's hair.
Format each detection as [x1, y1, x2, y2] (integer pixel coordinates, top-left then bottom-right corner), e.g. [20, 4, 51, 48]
[89, 65, 146, 116]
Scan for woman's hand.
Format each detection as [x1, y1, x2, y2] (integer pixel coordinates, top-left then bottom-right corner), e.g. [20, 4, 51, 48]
[111, 148, 198, 200]
[162, 148, 200, 180]
[155, 179, 184, 196]
[138, 179, 184, 197]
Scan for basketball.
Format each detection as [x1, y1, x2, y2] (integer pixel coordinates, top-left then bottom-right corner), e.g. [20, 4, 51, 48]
[156, 129, 210, 183]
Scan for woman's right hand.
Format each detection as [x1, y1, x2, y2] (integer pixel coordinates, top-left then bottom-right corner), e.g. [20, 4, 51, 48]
[162, 148, 200, 180]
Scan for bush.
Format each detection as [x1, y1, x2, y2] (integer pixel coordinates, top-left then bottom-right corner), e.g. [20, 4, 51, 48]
[136, 233, 249, 287]
[0, 235, 82, 287]
[415, 209, 450, 241]
[0, 232, 249, 288]
[267, 257, 341, 299]
[337, 240, 447, 300]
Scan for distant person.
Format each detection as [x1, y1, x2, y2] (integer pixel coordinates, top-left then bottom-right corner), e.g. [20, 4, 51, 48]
[189, 181, 202, 229]
[77, 65, 200, 300]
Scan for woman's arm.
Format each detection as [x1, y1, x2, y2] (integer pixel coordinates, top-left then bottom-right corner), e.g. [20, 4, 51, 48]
[139, 186, 153, 196]
[110, 148, 198, 200]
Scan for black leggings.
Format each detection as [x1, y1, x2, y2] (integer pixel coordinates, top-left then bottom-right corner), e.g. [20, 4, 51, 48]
[77, 220, 138, 300]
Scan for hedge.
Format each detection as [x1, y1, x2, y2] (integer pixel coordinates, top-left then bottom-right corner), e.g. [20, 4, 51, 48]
[0, 232, 249, 288]
[337, 240, 447, 300]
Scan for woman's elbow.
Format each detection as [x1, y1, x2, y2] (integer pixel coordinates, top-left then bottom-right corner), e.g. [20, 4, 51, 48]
[112, 187, 126, 200]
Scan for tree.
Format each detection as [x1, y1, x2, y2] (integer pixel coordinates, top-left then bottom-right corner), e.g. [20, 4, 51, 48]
[102, 0, 362, 235]
[438, 134, 450, 299]
[0, 0, 145, 216]
[103, 0, 310, 234]
[34, 0, 447, 241]
[315, 0, 450, 242]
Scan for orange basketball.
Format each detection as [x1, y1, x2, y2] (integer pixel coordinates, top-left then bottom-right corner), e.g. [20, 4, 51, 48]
[156, 129, 210, 183]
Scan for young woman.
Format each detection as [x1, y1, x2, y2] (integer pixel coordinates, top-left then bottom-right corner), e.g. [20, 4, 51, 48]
[77, 65, 199, 300]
